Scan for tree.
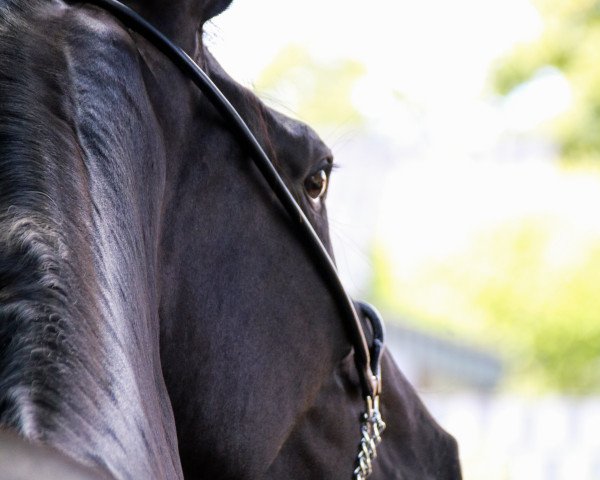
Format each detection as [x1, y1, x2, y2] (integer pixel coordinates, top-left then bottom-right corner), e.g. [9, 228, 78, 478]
[371, 215, 600, 394]
[493, 0, 600, 160]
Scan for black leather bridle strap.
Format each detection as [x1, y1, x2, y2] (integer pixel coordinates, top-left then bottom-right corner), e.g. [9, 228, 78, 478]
[71, 0, 378, 398]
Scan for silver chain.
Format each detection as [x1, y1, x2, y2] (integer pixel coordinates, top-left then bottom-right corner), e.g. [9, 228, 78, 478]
[353, 395, 386, 480]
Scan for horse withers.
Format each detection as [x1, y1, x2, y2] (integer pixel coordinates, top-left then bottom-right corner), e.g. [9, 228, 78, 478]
[0, 0, 461, 478]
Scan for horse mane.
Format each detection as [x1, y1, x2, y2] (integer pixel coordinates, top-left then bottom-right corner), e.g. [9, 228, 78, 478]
[0, 3, 185, 476]
[0, 0, 85, 437]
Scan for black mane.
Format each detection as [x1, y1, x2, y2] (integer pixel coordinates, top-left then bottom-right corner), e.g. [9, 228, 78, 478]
[0, 2, 181, 477]
[0, 0, 86, 436]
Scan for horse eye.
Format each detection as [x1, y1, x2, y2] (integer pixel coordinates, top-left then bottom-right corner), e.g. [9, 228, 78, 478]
[305, 169, 328, 200]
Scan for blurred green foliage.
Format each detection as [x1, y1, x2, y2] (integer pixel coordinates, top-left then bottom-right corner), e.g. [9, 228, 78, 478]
[255, 44, 365, 127]
[372, 213, 600, 393]
[493, 0, 600, 160]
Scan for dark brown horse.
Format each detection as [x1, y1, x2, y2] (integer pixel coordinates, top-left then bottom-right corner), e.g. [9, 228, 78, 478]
[0, 0, 460, 478]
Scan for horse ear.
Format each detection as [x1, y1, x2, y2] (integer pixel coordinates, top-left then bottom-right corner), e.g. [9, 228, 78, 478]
[202, 0, 233, 23]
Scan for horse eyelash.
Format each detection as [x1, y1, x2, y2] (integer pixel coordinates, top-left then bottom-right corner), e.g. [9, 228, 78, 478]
[331, 162, 340, 171]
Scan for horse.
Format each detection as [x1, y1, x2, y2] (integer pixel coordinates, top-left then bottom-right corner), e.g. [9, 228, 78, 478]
[0, 0, 461, 478]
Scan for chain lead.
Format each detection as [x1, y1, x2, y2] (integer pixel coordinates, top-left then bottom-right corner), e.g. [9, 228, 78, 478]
[353, 395, 386, 480]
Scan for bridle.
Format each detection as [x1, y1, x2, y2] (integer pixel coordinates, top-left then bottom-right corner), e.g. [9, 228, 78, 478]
[71, 1, 387, 477]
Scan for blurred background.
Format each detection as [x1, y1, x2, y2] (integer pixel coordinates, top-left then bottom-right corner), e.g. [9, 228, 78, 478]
[207, 0, 600, 478]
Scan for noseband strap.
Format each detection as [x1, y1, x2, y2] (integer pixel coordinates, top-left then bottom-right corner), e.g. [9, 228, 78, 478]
[69, 0, 386, 476]
[358, 301, 385, 386]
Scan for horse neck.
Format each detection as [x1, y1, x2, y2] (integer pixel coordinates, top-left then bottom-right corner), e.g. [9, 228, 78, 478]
[0, 2, 181, 477]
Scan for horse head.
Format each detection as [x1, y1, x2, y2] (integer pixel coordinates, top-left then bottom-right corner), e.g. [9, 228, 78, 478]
[0, 0, 461, 478]
[142, 7, 462, 477]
